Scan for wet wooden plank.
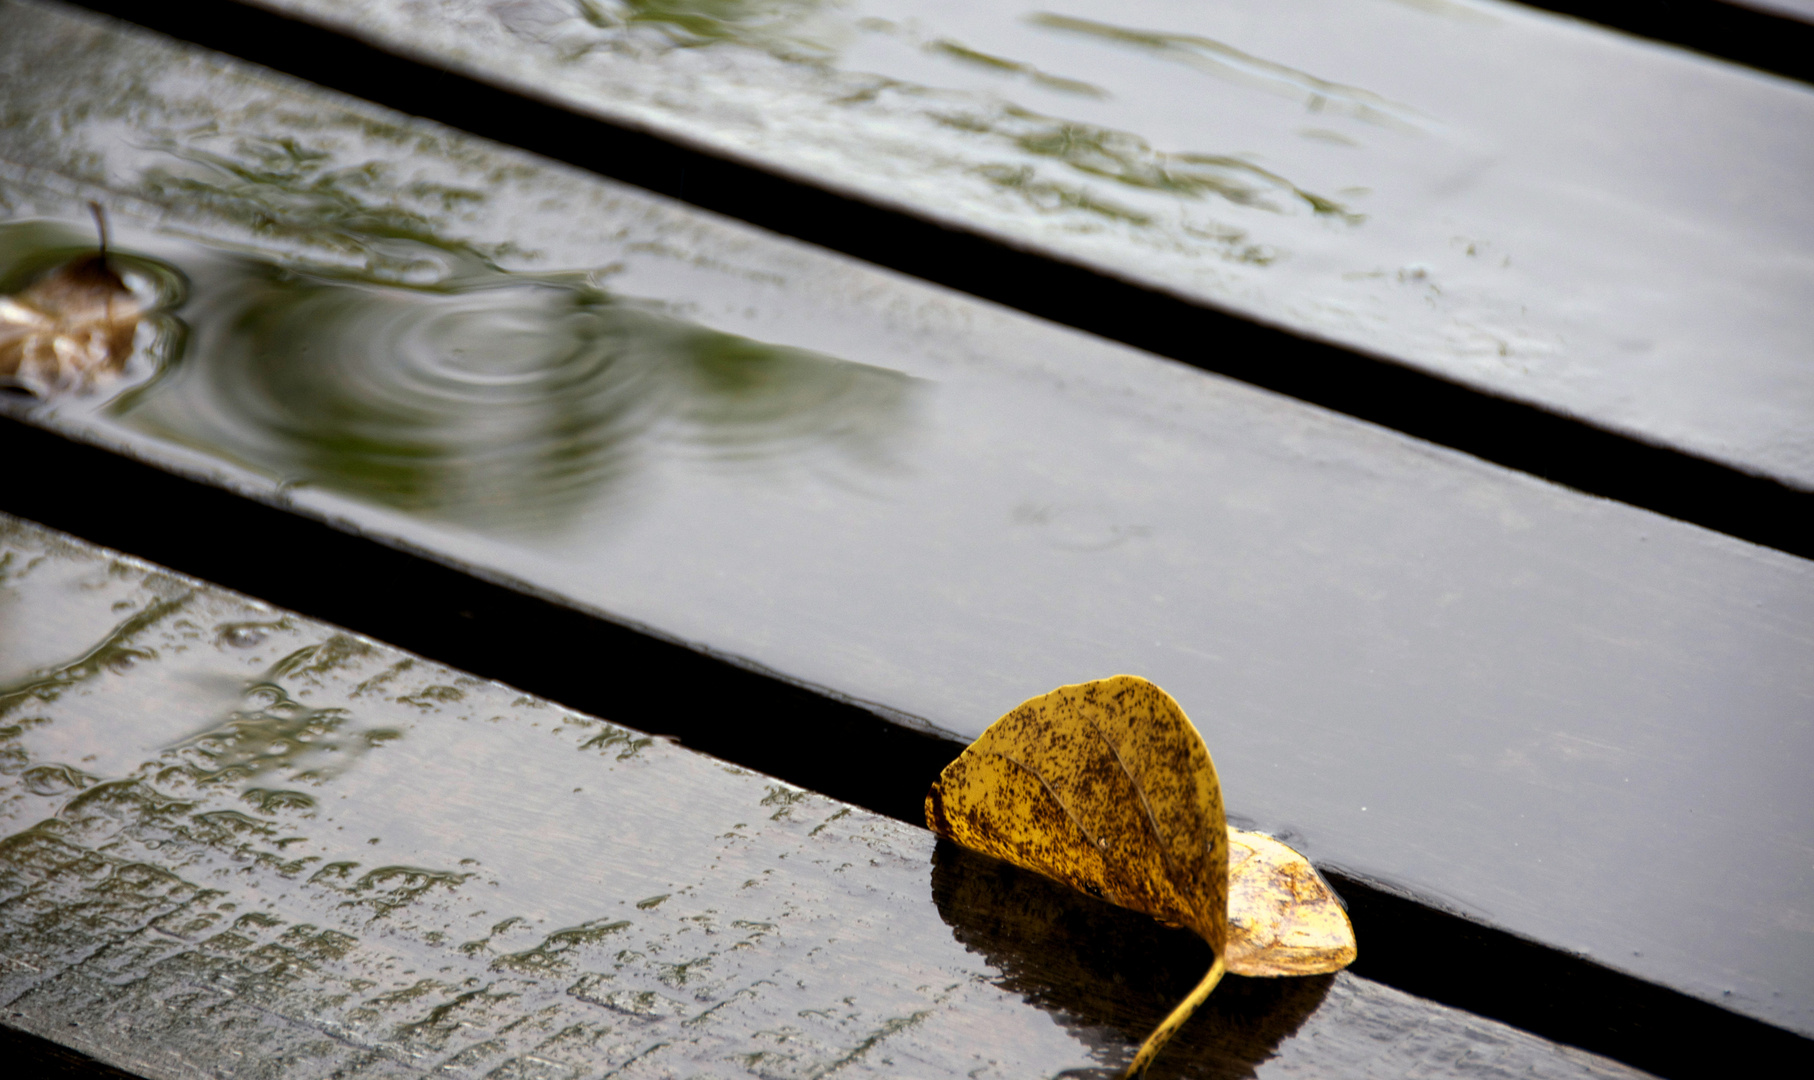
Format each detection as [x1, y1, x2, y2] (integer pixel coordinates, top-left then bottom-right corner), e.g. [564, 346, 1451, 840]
[1, 0, 1812, 1046]
[67, 0, 1814, 495]
[0, 512, 1663, 1080]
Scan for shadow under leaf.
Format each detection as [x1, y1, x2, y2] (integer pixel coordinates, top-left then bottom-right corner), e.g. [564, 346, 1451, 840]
[931, 839, 1331, 1079]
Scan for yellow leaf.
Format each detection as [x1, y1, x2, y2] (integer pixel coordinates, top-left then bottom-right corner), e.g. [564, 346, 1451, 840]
[1, 208, 142, 397]
[1226, 829, 1357, 976]
[925, 675, 1355, 1076]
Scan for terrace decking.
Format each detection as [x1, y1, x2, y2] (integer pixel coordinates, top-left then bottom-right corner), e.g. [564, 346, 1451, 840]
[0, 514, 1663, 1079]
[2, 0, 1811, 1076]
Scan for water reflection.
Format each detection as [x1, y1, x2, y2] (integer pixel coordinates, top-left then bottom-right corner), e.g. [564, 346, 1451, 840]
[551, 1, 1357, 230]
[942, 106, 1359, 230]
[931, 840, 1331, 1078]
[588, 0, 838, 55]
[1026, 14, 1421, 131]
[170, 646, 402, 786]
[0, 222, 920, 532]
[139, 136, 508, 273]
[925, 38, 1108, 98]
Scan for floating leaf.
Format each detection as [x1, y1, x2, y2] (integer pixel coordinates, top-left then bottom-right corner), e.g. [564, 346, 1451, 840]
[0, 204, 142, 396]
[925, 675, 1354, 1076]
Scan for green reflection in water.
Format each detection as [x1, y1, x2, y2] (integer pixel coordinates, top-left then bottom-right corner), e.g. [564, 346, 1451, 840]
[0, 594, 191, 720]
[925, 39, 1108, 98]
[579, 0, 842, 59]
[556, 3, 1356, 230]
[139, 135, 516, 274]
[0, 220, 921, 532]
[1028, 13, 1421, 132]
[940, 106, 1359, 230]
[170, 664, 400, 788]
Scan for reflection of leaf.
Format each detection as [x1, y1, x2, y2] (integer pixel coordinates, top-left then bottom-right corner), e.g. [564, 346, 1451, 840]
[925, 676, 1354, 1075]
[931, 839, 1332, 1079]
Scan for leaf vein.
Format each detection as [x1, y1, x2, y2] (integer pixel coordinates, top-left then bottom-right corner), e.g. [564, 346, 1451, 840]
[1087, 713, 1180, 885]
[992, 751, 1107, 856]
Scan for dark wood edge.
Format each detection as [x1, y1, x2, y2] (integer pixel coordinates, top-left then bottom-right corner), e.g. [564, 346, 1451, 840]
[5, 414, 1812, 1077]
[1326, 869, 1814, 1076]
[1513, 0, 1814, 83]
[0, 1022, 146, 1080]
[39, 0, 1814, 563]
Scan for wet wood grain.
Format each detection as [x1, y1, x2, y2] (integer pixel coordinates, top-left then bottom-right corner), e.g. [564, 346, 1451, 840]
[0, 513, 1657, 1079]
[1, 0, 1811, 1046]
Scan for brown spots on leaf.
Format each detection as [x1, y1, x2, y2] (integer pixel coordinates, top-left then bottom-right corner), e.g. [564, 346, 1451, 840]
[925, 674, 1354, 1075]
[926, 675, 1227, 947]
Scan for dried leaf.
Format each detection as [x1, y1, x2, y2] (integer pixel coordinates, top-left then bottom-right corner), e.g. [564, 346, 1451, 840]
[925, 675, 1354, 1075]
[1226, 829, 1357, 976]
[925, 675, 1229, 946]
[0, 207, 142, 397]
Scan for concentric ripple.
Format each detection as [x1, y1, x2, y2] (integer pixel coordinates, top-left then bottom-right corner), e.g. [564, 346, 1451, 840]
[113, 245, 920, 529]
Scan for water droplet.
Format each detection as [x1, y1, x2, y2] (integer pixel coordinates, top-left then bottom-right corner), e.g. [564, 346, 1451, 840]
[223, 626, 267, 647]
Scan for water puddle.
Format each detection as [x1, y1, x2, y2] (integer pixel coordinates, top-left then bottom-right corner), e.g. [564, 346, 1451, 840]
[237, 0, 1814, 492]
[0, 220, 921, 532]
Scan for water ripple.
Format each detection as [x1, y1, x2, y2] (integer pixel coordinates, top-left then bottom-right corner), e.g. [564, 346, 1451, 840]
[108, 243, 921, 530]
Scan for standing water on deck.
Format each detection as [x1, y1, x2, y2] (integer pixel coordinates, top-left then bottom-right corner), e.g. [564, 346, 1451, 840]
[1, 221, 920, 532]
[250, 0, 1814, 488]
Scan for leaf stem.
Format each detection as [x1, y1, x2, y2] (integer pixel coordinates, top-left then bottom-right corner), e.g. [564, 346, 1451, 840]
[1123, 954, 1226, 1077]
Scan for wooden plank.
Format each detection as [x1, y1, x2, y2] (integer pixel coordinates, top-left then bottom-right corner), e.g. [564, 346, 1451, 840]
[46, 1, 1812, 560]
[0, 512, 1664, 1079]
[55, 0, 1814, 498]
[1, 0, 1812, 1049]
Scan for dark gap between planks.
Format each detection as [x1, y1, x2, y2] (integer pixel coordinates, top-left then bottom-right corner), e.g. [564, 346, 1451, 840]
[55, 0, 1814, 563]
[1511, 0, 1814, 84]
[0, 1023, 147, 1080]
[5, 417, 1811, 1079]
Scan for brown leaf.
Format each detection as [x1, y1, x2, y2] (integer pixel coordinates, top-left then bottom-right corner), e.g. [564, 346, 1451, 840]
[1, 209, 142, 397]
[925, 675, 1354, 1075]
[925, 675, 1228, 950]
[1226, 829, 1356, 976]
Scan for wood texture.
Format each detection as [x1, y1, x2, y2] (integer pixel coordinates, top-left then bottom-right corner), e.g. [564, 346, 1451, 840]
[0, 512, 1657, 1079]
[1, 0, 1811, 1043]
[143, 0, 1814, 491]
